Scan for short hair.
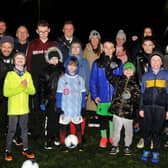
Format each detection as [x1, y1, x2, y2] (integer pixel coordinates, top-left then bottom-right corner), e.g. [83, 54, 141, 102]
[63, 20, 74, 28]
[68, 57, 78, 66]
[37, 20, 49, 27]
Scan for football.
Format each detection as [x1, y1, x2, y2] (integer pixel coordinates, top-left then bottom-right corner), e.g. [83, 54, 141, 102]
[64, 134, 78, 149]
[21, 160, 39, 168]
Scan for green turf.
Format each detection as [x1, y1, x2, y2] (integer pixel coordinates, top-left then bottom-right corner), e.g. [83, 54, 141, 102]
[0, 117, 168, 168]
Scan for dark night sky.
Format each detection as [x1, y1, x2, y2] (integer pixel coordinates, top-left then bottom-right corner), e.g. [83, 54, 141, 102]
[0, 0, 168, 44]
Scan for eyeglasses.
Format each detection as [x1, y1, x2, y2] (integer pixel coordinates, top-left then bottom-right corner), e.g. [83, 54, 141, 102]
[38, 31, 49, 34]
[92, 32, 99, 36]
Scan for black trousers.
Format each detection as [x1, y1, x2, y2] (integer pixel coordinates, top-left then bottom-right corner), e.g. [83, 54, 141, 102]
[143, 105, 166, 152]
[45, 99, 59, 140]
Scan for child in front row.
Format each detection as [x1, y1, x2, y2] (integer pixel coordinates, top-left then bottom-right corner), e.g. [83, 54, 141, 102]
[56, 56, 86, 151]
[139, 51, 168, 163]
[106, 62, 140, 155]
[90, 39, 122, 148]
[3, 52, 36, 161]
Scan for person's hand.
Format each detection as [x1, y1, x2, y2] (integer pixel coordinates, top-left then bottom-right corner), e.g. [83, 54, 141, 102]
[40, 104, 46, 111]
[57, 108, 64, 115]
[21, 79, 27, 87]
[166, 112, 168, 120]
[139, 110, 144, 118]
[132, 35, 138, 41]
[95, 97, 101, 104]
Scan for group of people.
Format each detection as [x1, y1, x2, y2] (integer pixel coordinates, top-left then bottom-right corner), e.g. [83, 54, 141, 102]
[0, 18, 168, 165]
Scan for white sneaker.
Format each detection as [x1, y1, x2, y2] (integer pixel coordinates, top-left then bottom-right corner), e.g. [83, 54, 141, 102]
[137, 138, 144, 149]
[54, 140, 60, 146]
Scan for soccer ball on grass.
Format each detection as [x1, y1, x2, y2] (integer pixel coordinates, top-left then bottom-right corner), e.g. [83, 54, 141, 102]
[64, 134, 78, 149]
[21, 160, 39, 168]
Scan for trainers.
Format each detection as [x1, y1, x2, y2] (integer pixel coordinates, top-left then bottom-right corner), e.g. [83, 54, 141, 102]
[137, 138, 144, 149]
[4, 151, 13, 161]
[88, 118, 100, 128]
[140, 150, 150, 162]
[77, 144, 84, 152]
[54, 140, 60, 146]
[60, 145, 69, 152]
[164, 127, 168, 136]
[151, 152, 160, 163]
[123, 146, 131, 156]
[109, 137, 113, 145]
[164, 141, 168, 148]
[150, 141, 153, 149]
[22, 149, 35, 159]
[44, 140, 53, 150]
[99, 137, 108, 148]
[109, 146, 119, 155]
[12, 137, 23, 146]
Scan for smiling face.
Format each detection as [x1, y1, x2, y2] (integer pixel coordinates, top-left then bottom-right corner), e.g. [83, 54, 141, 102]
[63, 23, 74, 39]
[0, 42, 13, 57]
[14, 54, 26, 67]
[123, 69, 134, 78]
[150, 55, 162, 71]
[103, 41, 115, 57]
[71, 42, 81, 56]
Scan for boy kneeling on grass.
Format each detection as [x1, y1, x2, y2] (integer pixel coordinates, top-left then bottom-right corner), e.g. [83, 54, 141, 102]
[3, 52, 36, 161]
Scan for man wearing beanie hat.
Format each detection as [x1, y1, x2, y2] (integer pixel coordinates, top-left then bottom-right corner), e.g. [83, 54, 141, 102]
[0, 35, 14, 47]
[89, 30, 101, 40]
[106, 61, 140, 155]
[139, 50, 168, 163]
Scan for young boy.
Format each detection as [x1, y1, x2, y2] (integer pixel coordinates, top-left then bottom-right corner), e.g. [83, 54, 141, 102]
[106, 62, 140, 155]
[56, 56, 86, 151]
[139, 51, 168, 163]
[39, 46, 64, 149]
[66, 41, 90, 141]
[90, 39, 122, 148]
[3, 52, 36, 161]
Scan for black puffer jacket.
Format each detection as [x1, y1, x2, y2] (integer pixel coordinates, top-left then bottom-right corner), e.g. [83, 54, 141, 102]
[106, 67, 140, 119]
[39, 63, 64, 104]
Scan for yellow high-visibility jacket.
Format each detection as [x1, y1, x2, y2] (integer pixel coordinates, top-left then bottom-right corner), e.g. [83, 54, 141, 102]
[3, 71, 36, 115]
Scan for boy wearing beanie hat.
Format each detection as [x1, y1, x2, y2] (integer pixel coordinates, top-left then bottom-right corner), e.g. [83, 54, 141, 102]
[139, 53, 168, 163]
[39, 46, 64, 149]
[106, 61, 140, 155]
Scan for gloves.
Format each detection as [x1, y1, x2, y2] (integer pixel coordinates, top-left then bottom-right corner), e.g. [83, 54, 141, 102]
[40, 104, 46, 111]
[81, 108, 86, 117]
[57, 108, 64, 115]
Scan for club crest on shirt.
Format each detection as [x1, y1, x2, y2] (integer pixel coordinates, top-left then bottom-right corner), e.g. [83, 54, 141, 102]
[63, 88, 70, 95]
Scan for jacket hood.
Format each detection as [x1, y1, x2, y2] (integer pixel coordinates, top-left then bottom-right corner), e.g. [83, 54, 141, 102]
[45, 47, 63, 63]
[64, 56, 79, 75]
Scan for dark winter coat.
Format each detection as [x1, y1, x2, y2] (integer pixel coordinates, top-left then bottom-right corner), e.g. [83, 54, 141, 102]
[39, 63, 64, 105]
[90, 53, 122, 103]
[106, 68, 140, 119]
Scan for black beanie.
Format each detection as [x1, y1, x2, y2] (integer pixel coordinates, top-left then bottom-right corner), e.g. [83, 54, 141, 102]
[48, 51, 60, 60]
[150, 51, 163, 63]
